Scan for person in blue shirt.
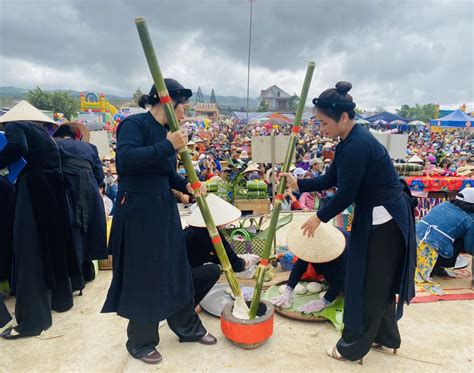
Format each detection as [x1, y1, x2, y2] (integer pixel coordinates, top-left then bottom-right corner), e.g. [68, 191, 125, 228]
[281, 82, 416, 364]
[415, 188, 473, 285]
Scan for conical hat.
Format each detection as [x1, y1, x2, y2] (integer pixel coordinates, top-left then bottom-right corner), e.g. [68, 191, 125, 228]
[287, 221, 346, 263]
[53, 121, 90, 142]
[188, 193, 242, 228]
[408, 155, 424, 163]
[0, 100, 57, 127]
[243, 163, 260, 173]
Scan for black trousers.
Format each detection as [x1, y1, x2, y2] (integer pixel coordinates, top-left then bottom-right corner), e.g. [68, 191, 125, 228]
[0, 295, 11, 328]
[193, 263, 221, 306]
[126, 264, 220, 359]
[337, 220, 404, 361]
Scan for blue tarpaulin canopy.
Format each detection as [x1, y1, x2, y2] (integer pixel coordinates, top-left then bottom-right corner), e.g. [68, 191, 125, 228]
[429, 109, 473, 128]
[365, 111, 409, 123]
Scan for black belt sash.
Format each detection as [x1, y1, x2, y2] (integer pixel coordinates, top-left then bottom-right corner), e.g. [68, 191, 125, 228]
[62, 158, 93, 232]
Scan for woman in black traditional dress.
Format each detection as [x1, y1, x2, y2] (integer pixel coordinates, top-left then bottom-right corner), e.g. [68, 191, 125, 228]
[53, 122, 108, 291]
[0, 102, 79, 339]
[282, 82, 416, 364]
[102, 79, 216, 365]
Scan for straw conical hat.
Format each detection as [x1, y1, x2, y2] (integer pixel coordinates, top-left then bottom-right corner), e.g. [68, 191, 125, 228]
[287, 221, 346, 263]
[188, 193, 242, 228]
[243, 163, 260, 173]
[54, 121, 90, 142]
[0, 100, 57, 127]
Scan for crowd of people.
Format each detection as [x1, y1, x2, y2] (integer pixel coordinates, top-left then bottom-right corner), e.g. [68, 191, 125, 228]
[0, 78, 472, 366]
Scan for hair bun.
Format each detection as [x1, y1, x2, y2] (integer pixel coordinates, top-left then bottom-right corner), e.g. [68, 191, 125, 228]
[138, 94, 150, 109]
[335, 81, 352, 95]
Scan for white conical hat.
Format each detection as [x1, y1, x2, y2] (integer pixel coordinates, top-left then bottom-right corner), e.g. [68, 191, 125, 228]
[0, 100, 57, 127]
[188, 193, 242, 228]
[408, 155, 424, 163]
[287, 221, 346, 263]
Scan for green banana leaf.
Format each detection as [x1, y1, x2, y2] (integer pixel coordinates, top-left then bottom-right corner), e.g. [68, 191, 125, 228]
[254, 213, 293, 240]
[262, 281, 344, 331]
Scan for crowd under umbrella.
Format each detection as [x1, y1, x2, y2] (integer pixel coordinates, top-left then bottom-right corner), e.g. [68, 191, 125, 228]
[389, 119, 408, 126]
[408, 120, 425, 126]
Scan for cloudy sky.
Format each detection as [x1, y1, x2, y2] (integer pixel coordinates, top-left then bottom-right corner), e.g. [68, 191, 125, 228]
[0, 0, 473, 109]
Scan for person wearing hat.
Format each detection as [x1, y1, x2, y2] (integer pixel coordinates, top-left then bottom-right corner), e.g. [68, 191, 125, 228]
[321, 141, 335, 161]
[184, 194, 260, 303]
[281, 82, 416, 364]
[415, 187, 473, 291]
[101, 79, 216, 365]
[243, 162, 262, 181]
[0, 102, 80, 339]
[271, 222, 347, 313]
[53, 122, 108, 291]
[309, 157, 324, 177]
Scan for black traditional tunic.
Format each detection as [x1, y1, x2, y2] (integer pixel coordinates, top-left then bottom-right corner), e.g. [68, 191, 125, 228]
[0, 121, 79, 334]
[56, 140, 107, 259]
[184, 227, 245, 272]
[102, 112, 194, 323]
[298, 124, 416, 333]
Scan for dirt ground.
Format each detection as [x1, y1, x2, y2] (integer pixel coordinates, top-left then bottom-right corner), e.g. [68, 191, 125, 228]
[1, 271, 473, 373]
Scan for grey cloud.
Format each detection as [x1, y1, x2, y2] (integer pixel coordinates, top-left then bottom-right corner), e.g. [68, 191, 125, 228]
[0, 0, 472, 107]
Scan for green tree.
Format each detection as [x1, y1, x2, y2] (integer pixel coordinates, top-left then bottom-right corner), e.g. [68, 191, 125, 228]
[132, 87, 143, 106]
[50, 91, 79, 120]
[26, 87, 51, 111]
[396, 103, 437, 122]
[289, 94, 299, 112]
[26, 87, 79, 120]
[258, 99, 269, 112]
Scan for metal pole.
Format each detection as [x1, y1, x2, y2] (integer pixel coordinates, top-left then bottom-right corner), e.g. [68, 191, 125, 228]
[246, 0, 254, 123]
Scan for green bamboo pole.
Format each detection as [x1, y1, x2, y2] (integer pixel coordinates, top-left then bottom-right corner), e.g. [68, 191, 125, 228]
[249, 61, 315, 319]
[135, 18, 244, 302]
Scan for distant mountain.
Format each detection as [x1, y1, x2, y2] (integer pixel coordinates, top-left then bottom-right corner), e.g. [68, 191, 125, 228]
[0, 86, 29, 97]
[197, 93, 259, 110]
[0, 86, 129, 100]
[0, 86, 259, 111]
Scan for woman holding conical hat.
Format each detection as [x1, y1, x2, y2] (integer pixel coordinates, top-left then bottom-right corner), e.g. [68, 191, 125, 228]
[53, 122, 108, 292]
[0, 101, 80, 339]
[281, 82, 416, 364]
[101, 79, 216, 365]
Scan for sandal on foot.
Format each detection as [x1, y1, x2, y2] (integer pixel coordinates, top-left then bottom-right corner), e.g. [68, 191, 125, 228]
[1, 327, 39, 340]
[372, 343, 398, 354]
[326, 346, 363, 365]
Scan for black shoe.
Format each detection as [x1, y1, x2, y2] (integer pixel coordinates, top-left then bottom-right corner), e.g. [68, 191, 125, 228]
[139, 350, 162, 365]
[198, 332, 217, 345]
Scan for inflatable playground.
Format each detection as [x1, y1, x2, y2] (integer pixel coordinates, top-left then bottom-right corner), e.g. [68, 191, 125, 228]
[79, 91, 124, 131]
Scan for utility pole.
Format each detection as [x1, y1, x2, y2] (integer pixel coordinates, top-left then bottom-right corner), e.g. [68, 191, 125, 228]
[246, 0, 255, 123]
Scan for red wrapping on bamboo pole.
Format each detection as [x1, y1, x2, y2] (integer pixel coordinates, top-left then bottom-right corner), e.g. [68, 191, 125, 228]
[135, 17, 244, 304]
[249, 61, 316, 319]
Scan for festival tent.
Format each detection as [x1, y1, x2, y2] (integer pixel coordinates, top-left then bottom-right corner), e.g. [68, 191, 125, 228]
[366, 111, 409, 124]
[429, 109, 473, 129]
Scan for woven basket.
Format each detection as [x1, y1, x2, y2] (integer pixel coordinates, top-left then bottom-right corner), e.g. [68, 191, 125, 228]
[222, 229, 266, 256]
[99, 256, 113, 270]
